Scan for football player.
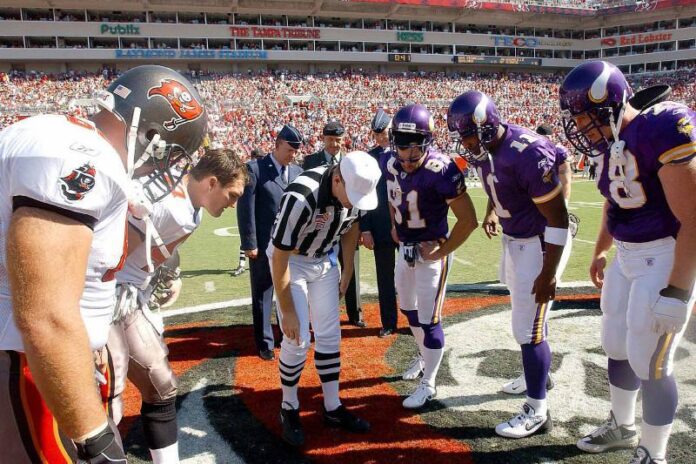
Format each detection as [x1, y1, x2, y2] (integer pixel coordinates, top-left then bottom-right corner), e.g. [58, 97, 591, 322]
[107, 149, 247, 464]
[384, 104, 478, 409]
[0, 65, 207, 463]
[501, 123, 575, 396]
[448, 90, 569, 438]
[560, 61, 696, 464]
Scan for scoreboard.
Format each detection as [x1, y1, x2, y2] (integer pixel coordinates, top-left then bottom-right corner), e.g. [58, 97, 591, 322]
[388, 53, 412, 63]
[453, 55, 541, 66]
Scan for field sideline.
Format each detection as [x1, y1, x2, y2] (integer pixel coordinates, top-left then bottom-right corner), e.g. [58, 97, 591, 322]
[171, 178, 606, 311]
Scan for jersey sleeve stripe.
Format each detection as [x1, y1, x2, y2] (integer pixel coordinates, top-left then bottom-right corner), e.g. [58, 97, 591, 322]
[12, 195, 98, 230]
[531, 184, 562, 204]
[271, 195, 307, 251]
[658, 141, 696, 164]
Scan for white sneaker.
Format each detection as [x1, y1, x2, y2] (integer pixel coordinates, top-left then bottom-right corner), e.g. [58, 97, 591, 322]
[495, 402, 552, 438]
[403, 382, 436, 409]
[501, 373, 555, 395]
[402, 355, 424, 380]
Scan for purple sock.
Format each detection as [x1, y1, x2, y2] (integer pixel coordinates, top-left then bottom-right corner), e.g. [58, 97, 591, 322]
[608, 358, 641, 391]
[642, 376, 678, 426]
[401, 308, 420, 328]
[521, 341, 552, 400]
[421, 322, 444, 349]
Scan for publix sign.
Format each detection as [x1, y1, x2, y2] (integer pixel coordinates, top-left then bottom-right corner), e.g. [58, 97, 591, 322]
[100, 23, 141, 35]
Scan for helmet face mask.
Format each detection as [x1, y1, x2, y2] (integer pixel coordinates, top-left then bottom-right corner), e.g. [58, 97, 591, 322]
[561, 108, 613, 158]
[139, 143, 192, 203]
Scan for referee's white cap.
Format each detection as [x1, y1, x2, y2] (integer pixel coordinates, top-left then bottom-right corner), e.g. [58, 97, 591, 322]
[340, 151, 381, 211]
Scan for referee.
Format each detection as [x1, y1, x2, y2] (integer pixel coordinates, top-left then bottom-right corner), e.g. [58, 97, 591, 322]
[269, 150, 381, 447]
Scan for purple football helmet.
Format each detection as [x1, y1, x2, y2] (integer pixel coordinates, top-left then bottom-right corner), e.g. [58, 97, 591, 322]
[389, 104, 434, 156]
[447, 91, 502, 164]
[559, 60, 633, 157]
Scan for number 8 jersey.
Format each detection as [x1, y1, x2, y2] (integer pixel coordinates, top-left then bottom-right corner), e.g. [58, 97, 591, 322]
[383, 150, 466, 243]
[596, 101, 696, 243]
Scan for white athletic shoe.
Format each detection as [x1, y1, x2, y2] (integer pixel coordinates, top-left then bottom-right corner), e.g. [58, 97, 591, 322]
[402, 355, 424, 380]
[495, 403, 552, 439]
[501, 373, 555, 395]
[403, 382, 436, 409]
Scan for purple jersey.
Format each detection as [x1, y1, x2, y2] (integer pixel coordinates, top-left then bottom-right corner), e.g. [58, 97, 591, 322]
[596, 101, 696, 243]
[555, 144, 569, 167]
[475, 124, 561, 239]
[383, 150, 466, 243]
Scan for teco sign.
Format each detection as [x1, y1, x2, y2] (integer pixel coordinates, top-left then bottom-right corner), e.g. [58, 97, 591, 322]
[229, 26, 320, 39]
[493, 36, 572, 48]
[600, 32, 673, 47]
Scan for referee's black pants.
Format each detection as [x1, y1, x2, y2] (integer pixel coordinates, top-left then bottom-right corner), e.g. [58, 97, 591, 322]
[373, 243, 397, 331]
[248, 253, 276, 352]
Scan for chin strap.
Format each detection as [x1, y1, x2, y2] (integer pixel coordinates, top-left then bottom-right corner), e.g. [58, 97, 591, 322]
[127, 107, 141, 177]
[607, 101, 630, 197]
[143, 216, 171, 276]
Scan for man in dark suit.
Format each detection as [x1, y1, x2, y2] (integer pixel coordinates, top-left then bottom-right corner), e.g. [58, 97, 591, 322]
[232, 148, 265, 277]
[360, 109, 398, 337]
[302, 120, 364, 327]
[237, 126, 304, 360]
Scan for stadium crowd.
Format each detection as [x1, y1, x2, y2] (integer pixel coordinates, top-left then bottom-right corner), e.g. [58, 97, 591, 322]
[1, 67, 695, 158]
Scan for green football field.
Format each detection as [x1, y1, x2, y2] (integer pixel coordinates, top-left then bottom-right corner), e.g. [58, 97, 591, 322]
[171, 178, 606, 311]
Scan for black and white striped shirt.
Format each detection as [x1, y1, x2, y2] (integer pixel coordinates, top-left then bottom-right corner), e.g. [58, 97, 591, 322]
[271, 166, 360, 258]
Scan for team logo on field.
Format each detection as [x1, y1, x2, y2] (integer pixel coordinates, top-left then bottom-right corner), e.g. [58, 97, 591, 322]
[147, 79, 204, 131]
[59, 162, 96, 201]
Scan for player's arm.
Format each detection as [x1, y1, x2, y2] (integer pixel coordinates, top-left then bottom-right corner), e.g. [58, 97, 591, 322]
[340, 221, 360, 296]
[590, 201, 613, 289]
[434, 192, 477, 258]
[652, 158, 696, 334]
[559, 160, 572, 204]
[482, 197, 499, 239]
[533, 189, 569, 303]
[6, 207, 108, 439]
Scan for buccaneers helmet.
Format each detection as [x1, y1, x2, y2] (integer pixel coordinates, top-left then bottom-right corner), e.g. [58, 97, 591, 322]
[95, 65, 208, 201]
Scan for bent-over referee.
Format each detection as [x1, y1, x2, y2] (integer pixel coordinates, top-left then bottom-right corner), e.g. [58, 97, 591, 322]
[268, 150, 381, 447]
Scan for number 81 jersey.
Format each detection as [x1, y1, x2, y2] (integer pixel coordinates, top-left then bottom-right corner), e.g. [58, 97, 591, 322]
[383, 150, 466, 243]
[596, 101, 696, 243]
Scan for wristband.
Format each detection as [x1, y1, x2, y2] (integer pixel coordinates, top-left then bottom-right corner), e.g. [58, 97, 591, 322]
[544, 226, 568, 246]
[74, 421, 109, 444]
[660, 285, 691, 304]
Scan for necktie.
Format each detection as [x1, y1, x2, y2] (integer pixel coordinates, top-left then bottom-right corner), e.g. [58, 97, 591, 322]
[280, 165, 287, 183]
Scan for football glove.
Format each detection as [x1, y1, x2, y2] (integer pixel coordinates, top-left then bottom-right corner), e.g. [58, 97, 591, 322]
[651, 291, 690, 335]
[75, 424, 126, 464]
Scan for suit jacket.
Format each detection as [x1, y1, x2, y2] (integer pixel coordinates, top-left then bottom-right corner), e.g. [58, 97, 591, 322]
[237, 154, 302, 253]
[360, 145, 396, 247]
[302, 149, 340, 170]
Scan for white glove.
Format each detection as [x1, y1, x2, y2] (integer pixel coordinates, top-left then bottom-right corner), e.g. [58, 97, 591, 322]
[158, 278, 183, 308]
[651, 293, 690, 335]
[127, 180, 153, 220]
[112, 284, 139, 323]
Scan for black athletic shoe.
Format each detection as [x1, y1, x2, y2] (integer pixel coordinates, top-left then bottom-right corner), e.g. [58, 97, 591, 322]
[323, 405, 370, 433]
[280, 405, 304, 447]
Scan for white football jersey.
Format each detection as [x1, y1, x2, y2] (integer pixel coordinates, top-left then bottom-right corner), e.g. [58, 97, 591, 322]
[116, 181, 201, 289]
[0, 114, 130, 351]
